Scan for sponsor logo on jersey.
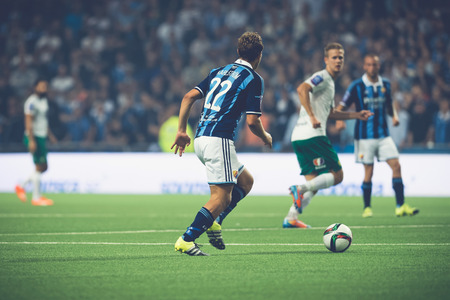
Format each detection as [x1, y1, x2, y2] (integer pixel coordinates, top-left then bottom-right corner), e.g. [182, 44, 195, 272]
[311, 75, 323, 86]
[313, 157, 326, 169]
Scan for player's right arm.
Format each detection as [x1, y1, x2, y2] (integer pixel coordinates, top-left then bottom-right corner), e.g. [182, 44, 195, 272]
[171, 88, 202, 157]
[297, 82, 321, 128]
[246, 114, 272, 149]
[24, 114, 36, 153]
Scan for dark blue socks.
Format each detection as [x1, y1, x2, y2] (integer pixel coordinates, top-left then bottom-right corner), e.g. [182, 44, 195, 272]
[182, 207, 214, 242]
[361, 182, 372, 208]
[216, 185, 246, 225]
[393, 178, 405, 207]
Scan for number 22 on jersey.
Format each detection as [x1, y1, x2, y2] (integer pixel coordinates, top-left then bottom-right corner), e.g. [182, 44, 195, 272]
[204, 78, 232, 112]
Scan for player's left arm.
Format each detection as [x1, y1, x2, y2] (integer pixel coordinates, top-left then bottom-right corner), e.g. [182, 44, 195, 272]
[334, 104, 347, 131]
[47, 127, 58, 144]
[330, 83, 373, 121]
[334, 84, 356, 130]
[390, 103, 400, 127]
[245, 77, 272, 148]
[329, 109, 373, 121]
[384, 80, 399, 127]
[171, 89, 202, 156]
[246, 114, 272, 149]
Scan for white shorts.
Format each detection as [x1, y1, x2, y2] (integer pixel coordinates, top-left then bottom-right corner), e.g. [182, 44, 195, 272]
[355, 136, 399, 164]
[194, 136, 244, 185]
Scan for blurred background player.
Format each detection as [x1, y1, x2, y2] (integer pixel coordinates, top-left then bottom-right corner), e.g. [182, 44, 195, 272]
[285, 43, 373, 228]
[172, 32, 272, 256]
[15, 79, 55, 206]
[336, 54, 419, 217]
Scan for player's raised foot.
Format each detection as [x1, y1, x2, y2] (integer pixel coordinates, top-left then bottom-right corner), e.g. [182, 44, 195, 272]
[15, 185, 27, 203]
[362, 207, 373, 218]
[206, 221, 225, 250]
[289, 185, 304, 214]
[174, 236, 209, 256]
[31, 197, 54, 206]
[282, 218, 311, 229]
[395, 204, 419, 217]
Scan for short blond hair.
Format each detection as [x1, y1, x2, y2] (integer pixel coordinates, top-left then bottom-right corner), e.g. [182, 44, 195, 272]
[324, 42, 344, 57]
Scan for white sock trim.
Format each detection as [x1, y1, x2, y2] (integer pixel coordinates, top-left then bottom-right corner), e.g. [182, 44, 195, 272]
[304, 173, 335, 192]
[32, 171, 42, 200]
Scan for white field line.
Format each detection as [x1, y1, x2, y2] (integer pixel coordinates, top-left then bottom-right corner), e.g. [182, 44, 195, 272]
[0, 224, 447, 237]
[0, 214, 118, 218]
[0, 241, 449, 246]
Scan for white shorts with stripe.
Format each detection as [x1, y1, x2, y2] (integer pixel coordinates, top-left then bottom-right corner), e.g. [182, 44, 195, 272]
[355, 136, 399, 164]
[194, 136, 244, 185]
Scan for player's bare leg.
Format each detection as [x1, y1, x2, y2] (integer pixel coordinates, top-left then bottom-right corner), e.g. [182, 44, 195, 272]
[28, 163, 53, 206]
[176, 184, 233, 256]
[204, 184, 233, 219]
[208, 171, 254, 249]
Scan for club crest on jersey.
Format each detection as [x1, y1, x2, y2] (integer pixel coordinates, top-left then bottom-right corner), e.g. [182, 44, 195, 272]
[313, 157, 326, 170]
[359, 153, 364, 159]
[381, 87, 386, 94]
[233, 170, 238, 178]
[311, 75, 323, 86]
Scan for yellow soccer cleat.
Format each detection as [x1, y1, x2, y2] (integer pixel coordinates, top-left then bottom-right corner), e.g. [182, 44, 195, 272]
[362, 207, 373, 218]
[206, 221, 225, 250]
[395, 204, 419, 217]
[174, 236, 209, 256]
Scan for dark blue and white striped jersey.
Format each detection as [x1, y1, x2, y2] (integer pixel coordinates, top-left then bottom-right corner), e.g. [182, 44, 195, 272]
[194, 59, 264, 140]
[340, 74, 393, 140]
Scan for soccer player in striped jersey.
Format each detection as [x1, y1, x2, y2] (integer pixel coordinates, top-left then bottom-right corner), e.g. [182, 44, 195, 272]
[286, 43, 373, 228]
[336, 54, 419, 217]
[172, 32, 272, 256]
[15, 79, 54, 206]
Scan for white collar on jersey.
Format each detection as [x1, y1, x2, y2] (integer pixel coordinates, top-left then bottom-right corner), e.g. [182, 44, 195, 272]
[362, 73, 383, 87]
[235, 59, 253, 69]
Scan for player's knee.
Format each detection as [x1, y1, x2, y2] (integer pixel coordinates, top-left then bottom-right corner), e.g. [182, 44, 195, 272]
[392, 162, 401, 173]
[36, 164, 47, 173]
[334, 170, 344, 185]
[237, 171, 254, 195]
[239, 181, 253, 196]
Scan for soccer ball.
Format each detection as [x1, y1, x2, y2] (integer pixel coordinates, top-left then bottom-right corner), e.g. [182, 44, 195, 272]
[323, 223, 353, 252]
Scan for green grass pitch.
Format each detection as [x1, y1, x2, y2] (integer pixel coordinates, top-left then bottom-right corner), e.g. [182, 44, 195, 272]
[0, 193, 449, 300]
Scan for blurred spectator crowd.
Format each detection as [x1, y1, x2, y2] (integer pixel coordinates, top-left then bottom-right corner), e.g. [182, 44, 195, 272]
[0, 0, 449, 152]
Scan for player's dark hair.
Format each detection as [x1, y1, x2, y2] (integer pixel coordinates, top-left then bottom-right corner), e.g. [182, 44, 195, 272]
[324, 42, 344, 57]
[237, 32, 264, 62]
[34, 78, 48, 86]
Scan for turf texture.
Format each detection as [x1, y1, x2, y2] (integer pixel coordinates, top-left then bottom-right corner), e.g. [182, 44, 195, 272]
[0, 193, 449, 300]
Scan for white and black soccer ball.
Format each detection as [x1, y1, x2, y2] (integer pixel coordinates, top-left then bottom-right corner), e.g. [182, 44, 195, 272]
[323, 223, 352, 252]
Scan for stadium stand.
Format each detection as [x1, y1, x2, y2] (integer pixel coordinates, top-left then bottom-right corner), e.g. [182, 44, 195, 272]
[0, 0, 448, 152]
